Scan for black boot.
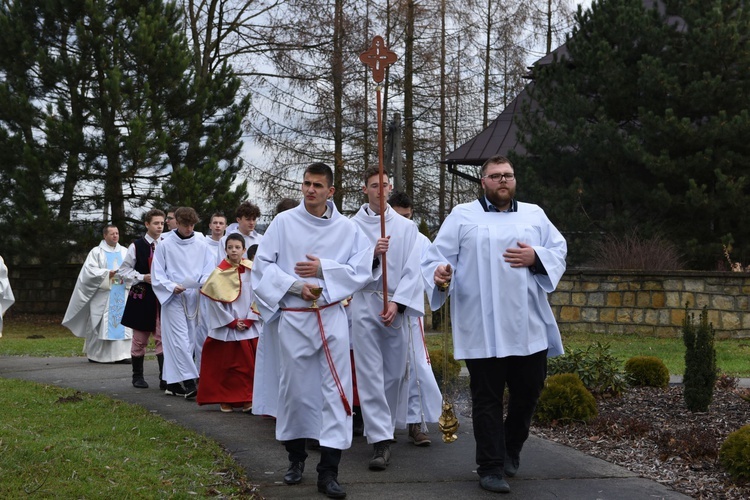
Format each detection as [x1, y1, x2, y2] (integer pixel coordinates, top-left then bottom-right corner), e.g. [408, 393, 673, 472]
[157, 353, 167, 390]
[132, 356, 148, 389]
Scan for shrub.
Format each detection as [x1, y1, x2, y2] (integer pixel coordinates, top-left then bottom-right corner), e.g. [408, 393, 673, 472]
[683, 306, 717, 412]
[590, 229, 684, 270]
[428, 349, 461, 387]
[535, 373, 598, 425]
[720, 424, 750, 482]
[624, 356, 670, 388]
[548, 342, 627, 397]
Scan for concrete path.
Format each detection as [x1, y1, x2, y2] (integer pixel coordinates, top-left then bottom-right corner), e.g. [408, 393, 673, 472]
[0, 356, 692, 499]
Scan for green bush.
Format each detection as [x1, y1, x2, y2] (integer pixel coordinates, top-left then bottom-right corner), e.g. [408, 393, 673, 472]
[535, 373, 598, 425]
[624, 356, 670, 388]
[548, 342, 627, 397]
[719, 424, 750, 482]
[428, 349, 461, 387]
[683, 305, 717, 412]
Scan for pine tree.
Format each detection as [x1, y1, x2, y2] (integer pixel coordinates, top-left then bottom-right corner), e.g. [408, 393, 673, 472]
[682, 305, 717, 412]
[515, 0, 750, 268]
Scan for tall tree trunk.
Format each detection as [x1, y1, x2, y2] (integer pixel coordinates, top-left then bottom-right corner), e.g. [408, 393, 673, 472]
[438, 0, 447, 222]
[403, 0, 415, 199]
[332, 0, 344, 208]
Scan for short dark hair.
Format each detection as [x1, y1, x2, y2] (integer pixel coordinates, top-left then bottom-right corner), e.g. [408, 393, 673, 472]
[174, 207, 199, 225]
[102, 224, 118, 236]
[304, 162, 334, 187]
[235, 201, 261, 220]
[166, 206, 178, 214]
[210, 212, 227, 223]
[247, 244, 259, 261]
[144, 209, 166, 224]
[363, 166, 389, 185]
[388, 191, 412, 209]
[275, 198, 299, 215]
[225, 233, 246, 249]
[481, 155, 514, 176]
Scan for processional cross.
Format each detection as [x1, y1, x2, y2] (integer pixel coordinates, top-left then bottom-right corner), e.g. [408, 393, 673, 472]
[360, 36, 397, 313]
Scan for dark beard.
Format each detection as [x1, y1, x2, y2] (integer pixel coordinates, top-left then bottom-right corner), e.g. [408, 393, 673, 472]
[485, 187, 514, 210]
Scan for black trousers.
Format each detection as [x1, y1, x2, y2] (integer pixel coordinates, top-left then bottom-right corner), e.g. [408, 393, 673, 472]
[465, 349, 547, 477]
[285, 439, 342, 480]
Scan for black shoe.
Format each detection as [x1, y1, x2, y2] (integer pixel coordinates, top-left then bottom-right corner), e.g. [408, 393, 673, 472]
[283, 461, 304, 485]
[368, 441, 391, 471]
[165, 383, 186, 396]
[504, 453, 520, 477]
[479, 474, 511, 493]
[159, 380, 168, 391]
[183, 379, 197, 399]
[132, 376, 149, 389]
[317, 477, 346, 498]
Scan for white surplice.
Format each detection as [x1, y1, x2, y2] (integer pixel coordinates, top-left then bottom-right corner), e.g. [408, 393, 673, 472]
[251, 201, 377, 450]
[62, 241, 132, 362]
[395, 232, 442, 428]
[195, 238, 222, 373]
[421, 200, 567, 360]
[251, 298, 281, 418]
[350, 204, 425, 443]
[0, 255, 16, 337]
[151, 232, 210, 384]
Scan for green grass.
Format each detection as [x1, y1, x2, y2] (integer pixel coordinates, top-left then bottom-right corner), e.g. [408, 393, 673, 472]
[1, 314, 84, 357]
[561, 330, 750, 377]
[0, 379, 257, 497]
[425, 328, 750, 377]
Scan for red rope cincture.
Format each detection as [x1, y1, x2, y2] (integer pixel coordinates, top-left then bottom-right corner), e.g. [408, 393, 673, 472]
[282, 301, 352, 416]
[418, 317, 431, 365]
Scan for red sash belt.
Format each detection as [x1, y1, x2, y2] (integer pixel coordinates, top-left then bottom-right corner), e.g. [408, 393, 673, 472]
[282, 301, 351, 416]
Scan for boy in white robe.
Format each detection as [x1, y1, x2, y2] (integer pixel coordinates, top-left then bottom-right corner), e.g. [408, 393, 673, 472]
[198, 233, 261, 412]
[152, 207, 210, 399]
[217, 201, 263, 262]
[350, 168, 424, 471]
[252, 163, 385, 499]
[423, 155, 567, 494]
[388, 191, 442, 447]
[0, 255, 16, 337]
[62, 225, 132, 363]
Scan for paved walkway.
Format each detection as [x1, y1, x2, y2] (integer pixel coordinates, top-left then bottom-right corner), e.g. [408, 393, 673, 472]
[0, 356, 692, 499]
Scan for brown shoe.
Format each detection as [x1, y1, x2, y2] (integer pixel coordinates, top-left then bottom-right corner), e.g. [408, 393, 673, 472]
[220, 403, 233, 413]
[408, 423, 431, 446]
[242, 402, 253, 413]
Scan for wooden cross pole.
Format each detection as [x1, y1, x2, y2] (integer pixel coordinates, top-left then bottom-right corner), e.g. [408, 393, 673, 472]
[360, 36, 398, 313]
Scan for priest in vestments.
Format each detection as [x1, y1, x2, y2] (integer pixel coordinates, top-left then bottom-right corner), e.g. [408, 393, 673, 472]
[62, 225, 132, 363]
[251, 162, 383, 498]
[350, 168, 425, 471]
[198, 234, 261, 412]
[151, 207, 209, 399]
[0, 255, 15, 337]
[422, 155, 567, 494]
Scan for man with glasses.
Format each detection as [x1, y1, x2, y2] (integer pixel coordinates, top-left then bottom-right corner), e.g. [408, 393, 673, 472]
[422, 155, 567, 494]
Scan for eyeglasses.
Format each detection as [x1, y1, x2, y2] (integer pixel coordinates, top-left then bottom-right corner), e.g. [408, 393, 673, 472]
[166, 216, 174, 220]
[482, 173, 515, 182]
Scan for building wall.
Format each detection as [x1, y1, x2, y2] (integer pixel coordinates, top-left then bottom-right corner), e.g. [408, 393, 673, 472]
[552, 270, 750, 339]
[7, 264, 81, 315]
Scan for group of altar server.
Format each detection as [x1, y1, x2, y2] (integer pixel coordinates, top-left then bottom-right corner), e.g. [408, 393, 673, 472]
[58, 154, 566, 498]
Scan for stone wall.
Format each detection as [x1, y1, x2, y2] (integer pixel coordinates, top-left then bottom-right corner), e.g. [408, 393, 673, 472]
[7, 264, 81, 315]
[7, 265, 750, 339]
[551, 270, 750, 339]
